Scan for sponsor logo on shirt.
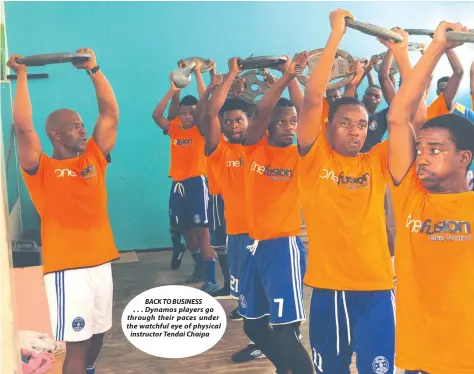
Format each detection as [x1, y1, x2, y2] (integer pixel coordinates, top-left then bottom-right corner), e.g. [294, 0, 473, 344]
[80, 165, 97, 179]
[55, 169, 77, 178]
[406, 214, 472, 242]
[55, 165, 96, 179]
[173, 138, 193, 146]
[250, 162, 293, 181]
[226, 157, 244, 168]
[320, 169, 371, 189]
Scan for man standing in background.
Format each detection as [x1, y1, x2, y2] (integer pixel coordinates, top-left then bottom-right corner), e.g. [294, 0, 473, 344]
[427, 47, 463, 119]
[152, 62, 217, 289]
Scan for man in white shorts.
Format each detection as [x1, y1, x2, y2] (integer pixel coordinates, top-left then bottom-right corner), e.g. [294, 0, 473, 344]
[8, 49, 119, 374]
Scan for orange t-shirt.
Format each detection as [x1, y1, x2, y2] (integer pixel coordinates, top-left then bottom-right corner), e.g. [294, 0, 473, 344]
[391, 166, 474, 374]
[207, 139, 247, 235]
[167, 118, 206, 182]
[245, 136, 301, 240]
[471, 93, 474, 109]
[427, 93, 449, 120]
[298, 135, 393, 290]
[206, 162, 220, 196]
[20, 138, 119, 275]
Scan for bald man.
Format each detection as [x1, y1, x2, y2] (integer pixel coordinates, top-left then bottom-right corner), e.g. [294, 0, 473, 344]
[8, 49, 119, 374]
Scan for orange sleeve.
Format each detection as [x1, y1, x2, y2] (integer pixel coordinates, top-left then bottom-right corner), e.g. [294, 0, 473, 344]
[472, 94, 474, 110]
[390, 164, 426, 216]
[87, 137, 111, 174]
[368, 140, 390, 180]
[165, 118, 178, 136]
[207, 137, 224, 163]
[298, 133, 330, 183]
[427, 93, 449, 120]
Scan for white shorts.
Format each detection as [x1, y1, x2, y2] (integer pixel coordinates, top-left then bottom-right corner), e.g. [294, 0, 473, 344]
[44, 262, 113, 342]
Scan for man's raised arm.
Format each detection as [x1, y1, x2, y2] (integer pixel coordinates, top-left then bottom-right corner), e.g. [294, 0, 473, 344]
[202, 58, 241, 154]
[297, 9, 354, 154]
[443, 49, 464, 110]
[152, 75, 180, 133]
[194, 70, 223, 137]
[73, 48, 119, 157]
[193, 60, 206, 98]
[8, 55, 42, 174]
[386, 23, 465, 184]
[378, 51, 397, 105]
[343, 61, 365, 98]
[168, 60, 188, 120]
[281, 53, 308, 113]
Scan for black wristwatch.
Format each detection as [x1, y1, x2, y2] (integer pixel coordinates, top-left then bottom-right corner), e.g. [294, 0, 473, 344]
[87, 65, 101, 75]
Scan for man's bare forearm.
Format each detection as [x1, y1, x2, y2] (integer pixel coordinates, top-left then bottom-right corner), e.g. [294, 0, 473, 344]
[287, 79, 304, 112]
[378, 51, 396, 104]
[195, 69, 206, 97]
[194, 86, 214, 135]
[304, 31, 344, 106]
[168, 91, 181, 119]
[206, 71, 239, 117]
[13, 72, 34, 131]
[152, 90, 174, 130]
[90, 70, 119, 119]
[391, 42, 445, 124]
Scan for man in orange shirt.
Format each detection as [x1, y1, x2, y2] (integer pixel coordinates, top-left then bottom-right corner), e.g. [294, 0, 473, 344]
[193, 73, 233, 299]
[237, 54, 313, 374]
[201, 58, 265, 362]
[426, 46, 463, 120]
[450, 57, 474, 124]
[297, 10, 396, 373]
[8, 49, 119, 374]
[326, 88, 341, 104]
[166, 61, 197, 271]
[152, 69, 218, 292]
[386, 22, 474, 374]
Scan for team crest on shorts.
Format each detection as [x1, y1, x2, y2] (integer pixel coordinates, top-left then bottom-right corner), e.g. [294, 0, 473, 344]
[72, 317, 85, 332]
[369, 120, 378, 131]
[239, 295, 247, 309]
[372, 356, 389, 374]
[194, 214, 201, 224]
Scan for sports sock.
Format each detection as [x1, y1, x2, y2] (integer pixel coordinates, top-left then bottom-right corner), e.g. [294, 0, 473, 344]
[190, 249, 204, 268]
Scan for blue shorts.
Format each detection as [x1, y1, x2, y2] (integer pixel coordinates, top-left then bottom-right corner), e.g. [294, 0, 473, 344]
[309, 288, 395, 374]
[208, 194, 226, 249]
[169, 175, 209, 231]
[227, 234, 251, 299]
[238, 236, 306, 325]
